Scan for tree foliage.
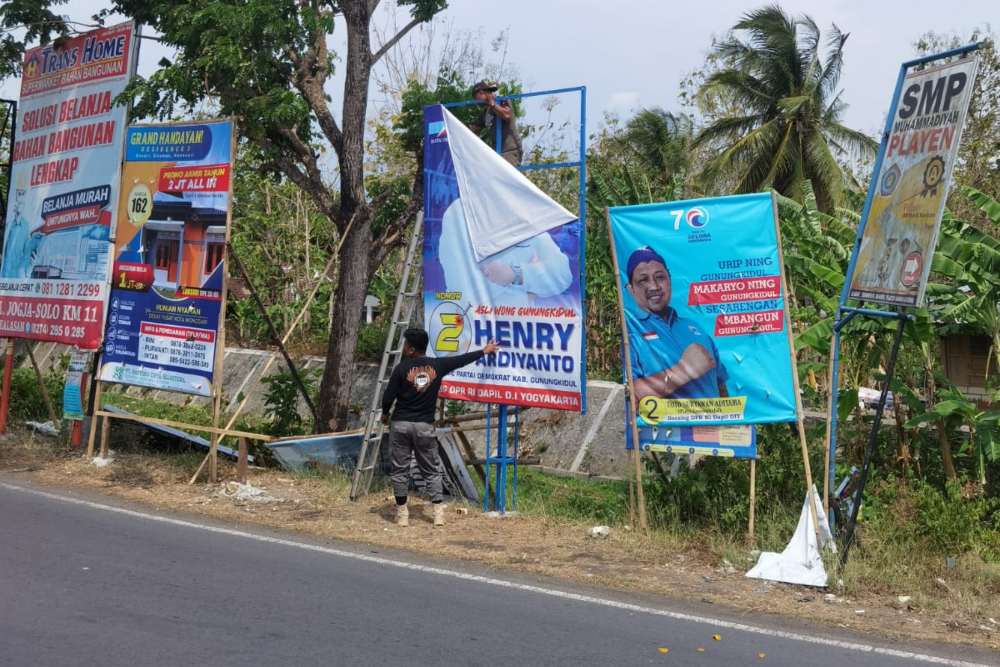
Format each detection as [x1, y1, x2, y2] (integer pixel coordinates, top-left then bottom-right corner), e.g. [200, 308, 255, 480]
[692, 5, 877, 212]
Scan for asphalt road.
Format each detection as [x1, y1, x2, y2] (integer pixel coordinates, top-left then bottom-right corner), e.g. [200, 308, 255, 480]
[0, 478, 994, 667]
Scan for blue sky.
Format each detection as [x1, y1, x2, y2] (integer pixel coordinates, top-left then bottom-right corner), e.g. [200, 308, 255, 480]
[2, 0, 996, 138]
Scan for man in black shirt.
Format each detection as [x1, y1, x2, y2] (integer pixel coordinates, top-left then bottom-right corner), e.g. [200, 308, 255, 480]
[381, 328, 499, 527]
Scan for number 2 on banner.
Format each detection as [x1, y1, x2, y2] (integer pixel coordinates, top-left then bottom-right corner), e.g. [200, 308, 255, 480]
[435, 313, 464, 352]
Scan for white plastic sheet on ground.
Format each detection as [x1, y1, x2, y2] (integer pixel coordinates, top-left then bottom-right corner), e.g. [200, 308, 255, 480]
[746, 486, 834, 587]
[441, 107, 575, 261]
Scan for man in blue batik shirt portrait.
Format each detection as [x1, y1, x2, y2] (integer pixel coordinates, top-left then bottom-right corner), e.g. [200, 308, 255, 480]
[625, 246, 728, 400]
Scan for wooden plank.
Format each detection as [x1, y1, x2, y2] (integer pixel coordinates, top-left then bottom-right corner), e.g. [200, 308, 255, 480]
[94, 409, 273, 441]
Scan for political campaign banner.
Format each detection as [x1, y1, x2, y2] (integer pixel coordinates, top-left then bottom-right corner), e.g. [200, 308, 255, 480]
[849, 52, 980, 307]
[0, 22, 137, 349]
[422, 104, 584, 411]
[98, 120, 234, 396]
[62, 350, 90, 420]
[609, 192, 798, 426]
[626, 419, 757, 459]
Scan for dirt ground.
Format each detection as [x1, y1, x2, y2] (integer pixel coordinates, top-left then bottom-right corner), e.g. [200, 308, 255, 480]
[2, 429, 998, 652]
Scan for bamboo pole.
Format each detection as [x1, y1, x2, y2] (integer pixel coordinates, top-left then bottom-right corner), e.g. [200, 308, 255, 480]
[94, 409, 273, 440]
[771, 192, 822, 547]
[606, 209, 648, 532]
[747, 458, 757, 545]
[85, 381, 104, 458]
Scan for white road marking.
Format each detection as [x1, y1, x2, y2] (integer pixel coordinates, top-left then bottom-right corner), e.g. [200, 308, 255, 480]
[0, 481, 990, 667]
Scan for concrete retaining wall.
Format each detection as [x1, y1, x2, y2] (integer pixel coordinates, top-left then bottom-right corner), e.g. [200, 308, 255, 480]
[27, 342, 633, 478]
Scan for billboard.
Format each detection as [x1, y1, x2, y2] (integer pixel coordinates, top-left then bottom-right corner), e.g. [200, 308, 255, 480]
[422, 105, 584, 411]
[609, 192, 797, 426]
[98, 120, 234, 396]
[0, 22, 137, 349]
[849, 52, 980, 307]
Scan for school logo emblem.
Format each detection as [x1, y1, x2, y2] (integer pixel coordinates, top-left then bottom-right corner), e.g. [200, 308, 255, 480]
[880, 163, 901, 197]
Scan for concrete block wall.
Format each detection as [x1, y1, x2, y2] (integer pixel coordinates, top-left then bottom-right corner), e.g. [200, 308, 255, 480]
[28, 342, 633, 478]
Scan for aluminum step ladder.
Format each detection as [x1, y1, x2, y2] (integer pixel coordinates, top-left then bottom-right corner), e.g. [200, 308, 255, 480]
[349, 212, 423, 501]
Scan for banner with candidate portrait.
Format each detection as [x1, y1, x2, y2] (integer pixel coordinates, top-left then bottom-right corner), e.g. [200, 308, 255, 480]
[848, 52, 979, 307]
[0, 22, 137, 349]
[422, 105, 584, 411]
[609, 192, 798, 426]
[98, 120, 234, 396]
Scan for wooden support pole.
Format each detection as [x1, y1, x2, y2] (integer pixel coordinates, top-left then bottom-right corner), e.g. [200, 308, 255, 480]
[98, 407, 111, 458]
[771, 193, 822, 547]
[606, 210, 648, 533]
[25, 342, 59, 426]
[228, 243, 318, 421]
[626, 450, 637, 527]
[94, 409, 273, 441]
[209, 390, 221, 484]
[633, 441, 648, 531]
[454, 426, 486, 484]
[237, 437, 248, 484]
[189, 452, 210, 486]
[86, 381, 104, 458]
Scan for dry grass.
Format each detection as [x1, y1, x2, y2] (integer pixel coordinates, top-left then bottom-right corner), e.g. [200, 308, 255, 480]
[2, 430, 998, 651]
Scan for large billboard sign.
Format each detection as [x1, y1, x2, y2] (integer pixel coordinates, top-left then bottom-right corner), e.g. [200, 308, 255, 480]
[0, 22, 137, 349]
[98, 120, 234, 396]
[609, 192, 798, 427]
[849, 52, 980, 307]
[422, 105, 584, 411]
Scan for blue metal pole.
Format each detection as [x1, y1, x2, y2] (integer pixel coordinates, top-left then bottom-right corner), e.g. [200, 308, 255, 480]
[578, 86, 588, 416]
[838, 64, 908, 307]
[483, 404, 492, 512]
[827, 60, 909, 522]
[512, 408, 520, 510]
[496, 404, 508, 513]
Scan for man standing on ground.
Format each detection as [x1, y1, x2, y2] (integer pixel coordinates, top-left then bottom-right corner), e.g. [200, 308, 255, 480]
[470, 80, 524, 166]
[381, 328, 500, 527]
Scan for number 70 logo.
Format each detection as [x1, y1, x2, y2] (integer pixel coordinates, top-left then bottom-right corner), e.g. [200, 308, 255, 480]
[670, 207, 709, 230]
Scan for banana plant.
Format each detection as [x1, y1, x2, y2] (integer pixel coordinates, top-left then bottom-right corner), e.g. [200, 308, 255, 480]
[906, 385, 1000, 486]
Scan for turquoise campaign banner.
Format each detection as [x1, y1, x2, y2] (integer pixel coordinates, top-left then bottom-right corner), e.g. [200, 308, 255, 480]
[609, 192, 798, 426]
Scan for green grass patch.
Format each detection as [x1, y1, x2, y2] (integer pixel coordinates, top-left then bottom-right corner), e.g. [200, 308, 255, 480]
[514, 468, 628, 525]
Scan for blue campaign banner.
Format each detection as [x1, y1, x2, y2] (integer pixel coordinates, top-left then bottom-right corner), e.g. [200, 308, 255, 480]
[422, 104, 585, 411]
[609, 192, 798, 426]
[99, 120, 233, 397]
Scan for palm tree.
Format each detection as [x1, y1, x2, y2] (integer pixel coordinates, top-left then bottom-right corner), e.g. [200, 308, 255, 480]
[692, 5, 877, 213]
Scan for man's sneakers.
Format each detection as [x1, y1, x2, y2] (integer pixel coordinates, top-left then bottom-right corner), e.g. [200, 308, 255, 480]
[396, 503, 409, 527]
[433, 503, 446, 527]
